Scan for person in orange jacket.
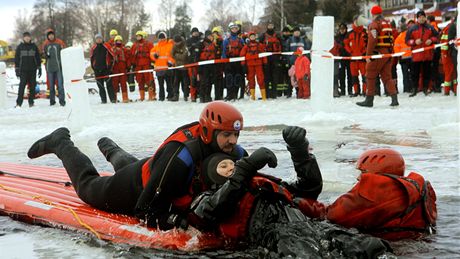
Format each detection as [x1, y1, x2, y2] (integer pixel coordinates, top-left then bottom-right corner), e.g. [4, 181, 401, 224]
[240, 31, 266, 100]
[344, 17, 368, 96]
[150, 31, 174, 101]
[393, 21, 414, 93]
[131, 31, 155, 101]
[108, 29, 118, 48]
[293, 47, 311, 99]
[112, 35, 131, 103]
[440, 19, 457, 96]
[325, 148, 437, 241]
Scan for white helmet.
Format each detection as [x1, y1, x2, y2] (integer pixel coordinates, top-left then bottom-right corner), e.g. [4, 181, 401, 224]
[228, 22, 238, 30]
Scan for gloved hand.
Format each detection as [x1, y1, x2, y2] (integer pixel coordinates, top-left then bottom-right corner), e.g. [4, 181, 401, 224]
[15, 68, 20, 78]
[130, 65, 135, 72]
[303, 74, 308, 82]
[38, 68, 42, 78]
[153, 53, 159, 59]
[283, 126, 307, 148]
[167, 61, 173, 67]
[237, 147, 278, 175]
[150, 62, 155, 69]
[166, 213, 189, 230]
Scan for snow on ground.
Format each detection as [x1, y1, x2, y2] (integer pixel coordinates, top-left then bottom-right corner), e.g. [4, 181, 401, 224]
[0, 65, 459, 257]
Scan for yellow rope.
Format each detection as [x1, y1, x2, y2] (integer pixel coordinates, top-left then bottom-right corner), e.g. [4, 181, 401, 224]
[0, 183, 101, 239]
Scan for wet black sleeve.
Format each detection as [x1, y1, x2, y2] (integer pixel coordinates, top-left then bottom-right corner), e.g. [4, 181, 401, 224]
[283, 153, 323, 200]
[134, 142, 192, 230]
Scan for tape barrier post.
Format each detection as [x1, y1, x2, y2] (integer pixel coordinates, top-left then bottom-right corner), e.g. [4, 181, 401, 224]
[311, 16, 334, 112]
[61, 46, 92, 130]
[0, 62, 6, 108]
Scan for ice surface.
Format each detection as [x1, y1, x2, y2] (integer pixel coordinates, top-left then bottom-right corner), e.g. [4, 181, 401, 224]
[311, 16, 334, 112]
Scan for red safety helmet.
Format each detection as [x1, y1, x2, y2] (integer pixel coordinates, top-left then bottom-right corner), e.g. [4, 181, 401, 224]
[199, 101, 243, 144]
[356, 148, 405, 176]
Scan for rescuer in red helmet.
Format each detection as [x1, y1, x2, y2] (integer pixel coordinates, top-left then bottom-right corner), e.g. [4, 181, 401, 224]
[326, 148, 437, 240]
[27, 101, 250, 230]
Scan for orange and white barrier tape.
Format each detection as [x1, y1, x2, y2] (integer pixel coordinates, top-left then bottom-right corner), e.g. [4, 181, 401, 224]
[71, 38, 459, 83]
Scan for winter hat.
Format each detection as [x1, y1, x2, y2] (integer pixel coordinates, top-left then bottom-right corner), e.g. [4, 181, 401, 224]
[204, 30, 213, 38]
[191, 27, 199, 34]
[95, 33, 103, 40]
[294, 46, 304, 56]
[370, 5, 382, 15]
[173, 35, 183, 43]
[158, 31, 166, 39]
[339, 23, 347, 30]
[23, 32, 31, 37]
[202, 153, 235, 188]
[416, 10, 426, 18]
[282, 26, 291, 33]
[292, 26, 301, 32]
[46, 29, 55, 36]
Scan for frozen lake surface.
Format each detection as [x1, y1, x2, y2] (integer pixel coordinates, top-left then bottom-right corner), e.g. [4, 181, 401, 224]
[0, 71, 459, 258]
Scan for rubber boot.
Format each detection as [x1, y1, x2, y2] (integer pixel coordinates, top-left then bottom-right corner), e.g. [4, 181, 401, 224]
[261, 89, 267, 101]
[122, 92, 129, 103]
[250, 89, 256, 100]
[27, 127, 72, 159]
[444, 85, 450, 96]
[409, 88, 417, 97]
[139, 89, 145, 101]
[97, 137, 138, 171]
[390, 94, 399, 106]
[353, 84, 359, 97]
[356, 95, 374, 107]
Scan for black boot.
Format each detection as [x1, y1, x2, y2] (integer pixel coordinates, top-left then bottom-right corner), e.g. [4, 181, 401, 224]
[97, 137, 138, 171]
[27, 128, 72, 159]
[356, 96, 374, 107]
[390, 94, 399, 106]
[409, 88, 417, 97]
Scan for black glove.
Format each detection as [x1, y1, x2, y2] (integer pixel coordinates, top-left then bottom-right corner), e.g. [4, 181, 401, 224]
[166, 213, 189, 230]
[283, 126, 307, 148]
[15, 68, 20, 78]
[237, 147, 278, 174]
[153, 53, 159, 59]
[167, 61, 173, 67]
[303, 74, 308, 82]
[38, 68, 42, 78]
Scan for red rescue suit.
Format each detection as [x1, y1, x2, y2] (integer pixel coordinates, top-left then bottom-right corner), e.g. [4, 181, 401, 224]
[294, 55, 311, 99]
[365, 17, 397, 97]
[131, 39, 154, 91]
[240, 40, 266, 90]
[440, 23, 457, 95]
[112, 43, 131, 94]
[327, 172, 437, 241]
[344, 24, 368, 95]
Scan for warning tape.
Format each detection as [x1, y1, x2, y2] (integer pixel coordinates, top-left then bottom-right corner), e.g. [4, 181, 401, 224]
[70, 38, 459, 83]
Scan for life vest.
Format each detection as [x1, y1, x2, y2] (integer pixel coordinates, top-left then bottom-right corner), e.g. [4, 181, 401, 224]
[226, 37, 243, 58]
[218, 175, 294, 240]
[369, 172, 437, 240]
[199, 40, 217, 61]
[376, 20, 394, 48]
[263, 33, 281, 52]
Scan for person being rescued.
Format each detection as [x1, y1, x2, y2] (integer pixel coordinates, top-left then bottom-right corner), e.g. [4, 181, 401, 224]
[293, 47, 311, 99]
[26, 101, 247, 231]
[188, 126, 392, 258]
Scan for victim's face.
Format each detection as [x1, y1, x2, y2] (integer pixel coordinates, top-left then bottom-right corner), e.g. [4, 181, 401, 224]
[216, 159, 235, 178]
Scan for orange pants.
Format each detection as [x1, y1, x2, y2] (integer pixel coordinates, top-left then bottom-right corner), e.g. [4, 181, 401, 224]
[247, 65, 265, 90]
[135, 65, 154, 89]
[350, 61, 367, 94]
[365, 57, 396, 96]
[112, 67, 128, 93]
[442, 54, 457, 94]
[297, 78, 310, 98]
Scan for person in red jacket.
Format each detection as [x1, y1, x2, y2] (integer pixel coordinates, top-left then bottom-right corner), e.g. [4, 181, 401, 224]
[405, 10, 438, 97]
[111, 35, 131, 103]
[440, 19, 457, 96]
[293, 47, 311, 99]
[90, 33, 116, 103]
[344, 18, 368, 96]
[198, 30, 218, 103]
[131, 31, 156, 101]
[240, 31, 266, 100]
[356, 5, 399, 107]
[327, 148, 437, 241]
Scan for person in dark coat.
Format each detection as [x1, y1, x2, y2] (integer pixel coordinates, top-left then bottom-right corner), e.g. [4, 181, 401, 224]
[90, 33, 116, 103]
[14, 32, 41, 108]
